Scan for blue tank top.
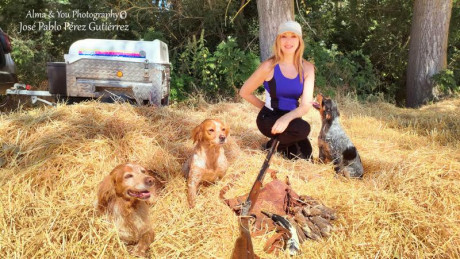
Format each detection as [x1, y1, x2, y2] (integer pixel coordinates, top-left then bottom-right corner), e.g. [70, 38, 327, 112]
[263, 64, 304, 111]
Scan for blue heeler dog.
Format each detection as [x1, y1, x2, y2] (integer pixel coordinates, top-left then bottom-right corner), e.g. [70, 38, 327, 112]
[312, 94, 364, 178]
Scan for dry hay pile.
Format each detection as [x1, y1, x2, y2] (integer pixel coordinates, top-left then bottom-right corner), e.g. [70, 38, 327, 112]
[0, 97, 459, 258]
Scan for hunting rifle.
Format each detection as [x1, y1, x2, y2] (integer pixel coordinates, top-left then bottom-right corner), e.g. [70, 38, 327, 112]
[231, 138, 279, 259]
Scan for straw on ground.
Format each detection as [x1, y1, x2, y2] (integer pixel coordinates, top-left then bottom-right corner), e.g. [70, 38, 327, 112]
[0, 97, 459, 258]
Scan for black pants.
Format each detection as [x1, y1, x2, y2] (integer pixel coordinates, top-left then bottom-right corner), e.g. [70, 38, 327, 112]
[256, 106, 313, 159]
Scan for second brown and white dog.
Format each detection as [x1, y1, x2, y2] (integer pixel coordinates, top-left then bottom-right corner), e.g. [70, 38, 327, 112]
[183, 119, 229, 208]
[313, 94, 364, 178]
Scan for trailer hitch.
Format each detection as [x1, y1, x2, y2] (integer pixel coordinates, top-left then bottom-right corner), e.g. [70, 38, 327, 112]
[6, 83, 56, 107]
[31, 95, 56, 106]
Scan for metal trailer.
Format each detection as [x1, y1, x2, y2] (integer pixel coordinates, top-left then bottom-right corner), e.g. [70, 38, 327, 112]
[3, 39, 171, 106]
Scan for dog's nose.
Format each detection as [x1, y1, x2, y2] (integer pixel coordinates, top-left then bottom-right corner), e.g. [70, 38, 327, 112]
[219, 135, 226, 142]
[145, 176, 155, 187]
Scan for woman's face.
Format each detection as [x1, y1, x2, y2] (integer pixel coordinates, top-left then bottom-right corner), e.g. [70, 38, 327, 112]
[279, 32, 300, 55]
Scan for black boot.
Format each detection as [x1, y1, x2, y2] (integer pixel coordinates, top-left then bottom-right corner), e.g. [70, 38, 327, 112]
[276, 142, 300, 160]
[262, 138, 274, 151]
[298, 138, 313, 161]
[286, 143, 301, 160]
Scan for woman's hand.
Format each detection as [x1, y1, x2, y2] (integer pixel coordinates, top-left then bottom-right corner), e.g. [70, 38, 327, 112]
[271, 114, 292, 134]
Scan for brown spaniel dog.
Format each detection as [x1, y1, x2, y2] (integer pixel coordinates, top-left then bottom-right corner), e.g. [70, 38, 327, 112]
[97, 163, 164, 257]
[183, 119, 229, 208]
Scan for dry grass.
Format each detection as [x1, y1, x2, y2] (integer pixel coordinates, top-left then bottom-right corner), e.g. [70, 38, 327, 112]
[0, 97, 459, 258]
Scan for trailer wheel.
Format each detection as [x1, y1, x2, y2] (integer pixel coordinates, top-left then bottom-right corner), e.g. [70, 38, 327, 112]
[0, 95, 25, 112]
[0, 94, 9, 108]
[62, 96, 92, 104]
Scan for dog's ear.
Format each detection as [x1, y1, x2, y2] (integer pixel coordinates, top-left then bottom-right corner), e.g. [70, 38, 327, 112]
[97, 174, 116, 213]
[147, 169, 166, 189]
[223, 123, 230, 136]
[192, 124, 203, 144]
[316, 93, 324, 104]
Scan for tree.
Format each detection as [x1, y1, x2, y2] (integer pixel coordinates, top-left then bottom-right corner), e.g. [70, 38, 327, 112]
[406, 0, 453, 108]
[256, 0, 294, 61]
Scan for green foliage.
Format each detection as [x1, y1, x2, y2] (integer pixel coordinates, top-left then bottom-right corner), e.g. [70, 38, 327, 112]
[11, 31, 54, 87]
[170, 31, 259, 101]
[448, 3, 460, 89]
[301, 0, 412, 101]
[152, 0, 259, 51]
[143, 28, 167, 43]
[304, 39, 381, 98]
[432, 69, 459, 94]
[1, 0, 459, 104]
[171, 31, 215, 100]
[213, 37, 259, 96]
[449, 46, 460, 87]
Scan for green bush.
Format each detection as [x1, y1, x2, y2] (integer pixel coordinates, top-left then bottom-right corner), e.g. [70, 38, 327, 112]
[304, 39, 382, 98]
[143, 28, 167, 43]
[170, 30, 216, 100]
[170, 31, 259, 101]
[432, 69, 459, 95]
[11, 31, 54, 88]
[213, 36, 259, 97]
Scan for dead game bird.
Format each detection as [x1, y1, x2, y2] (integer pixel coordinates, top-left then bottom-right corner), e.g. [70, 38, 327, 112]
[261, 211, 300, 256]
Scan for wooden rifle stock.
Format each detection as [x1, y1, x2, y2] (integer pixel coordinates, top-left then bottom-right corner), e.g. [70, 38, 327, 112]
[231, 216, 256, 259]
[231, 139, 279, 259]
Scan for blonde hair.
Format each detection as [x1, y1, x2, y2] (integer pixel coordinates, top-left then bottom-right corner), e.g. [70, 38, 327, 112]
[268, 34, 305, 83]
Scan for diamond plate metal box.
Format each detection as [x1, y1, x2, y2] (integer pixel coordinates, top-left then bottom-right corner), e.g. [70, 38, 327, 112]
[64, 39, 170, 105]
